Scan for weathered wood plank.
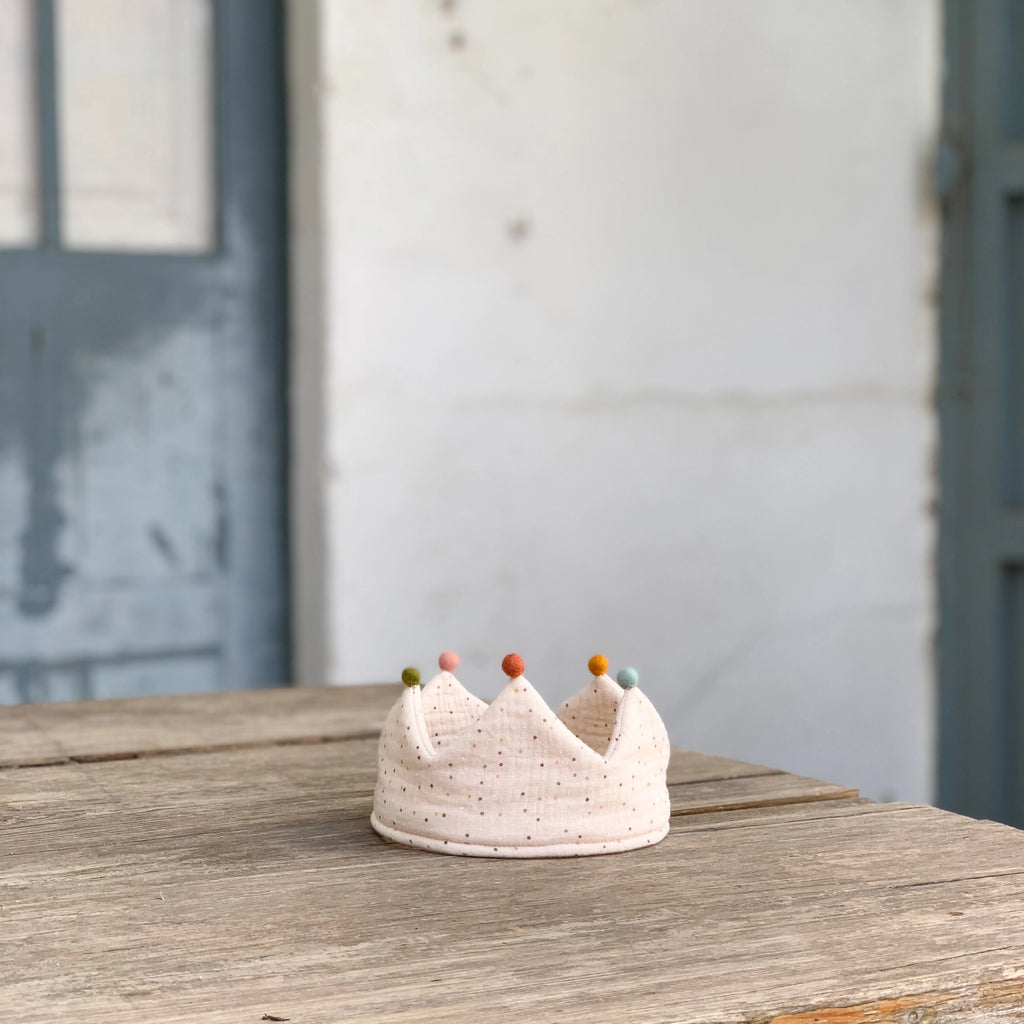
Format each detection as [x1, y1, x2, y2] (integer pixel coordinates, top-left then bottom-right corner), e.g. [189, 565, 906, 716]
[0, 737, 851, 821]
[764, 980, 1024, 1024]
[2, 739, 1021, 1023]
[0, 687, 847, 813]
[668, 746, 782, 782]
[0, 684, 399, 767]
[670, 771, 857, 814]
[669, 796, 915, 832]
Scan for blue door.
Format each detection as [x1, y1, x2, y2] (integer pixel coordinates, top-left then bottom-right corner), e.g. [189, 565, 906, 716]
[939, 0, 1024, 825]
[0, 0, 289, 701]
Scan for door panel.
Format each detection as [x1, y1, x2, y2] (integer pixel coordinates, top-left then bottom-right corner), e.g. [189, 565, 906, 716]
[0, 0, 289, 702]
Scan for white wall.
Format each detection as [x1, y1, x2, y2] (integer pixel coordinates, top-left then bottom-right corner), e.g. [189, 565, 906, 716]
[290, 0, 941, 802]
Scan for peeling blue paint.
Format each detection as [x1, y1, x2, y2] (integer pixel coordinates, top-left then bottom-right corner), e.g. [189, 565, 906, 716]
[17, 327, 73, 617]
[148, 523, 180, 566]
[8, 661, 91, 703]
[213, 480, 230, 570]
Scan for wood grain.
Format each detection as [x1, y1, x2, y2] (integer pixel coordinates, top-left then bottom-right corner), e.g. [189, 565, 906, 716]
[2, 686, 1021, 1024]
[670, 770, 856, 814]
[0, 686, 854, 813]
[0, 684, 399, 767]
[761, 979, 1024, 1024]
[0, 737, 851, 823]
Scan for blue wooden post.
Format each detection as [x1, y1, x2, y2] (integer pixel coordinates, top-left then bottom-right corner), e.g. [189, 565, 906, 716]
[940, 0, 1024, 827]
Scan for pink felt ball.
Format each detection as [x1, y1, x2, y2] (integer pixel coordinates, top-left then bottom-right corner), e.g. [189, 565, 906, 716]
[438, 651, 459, 672]
[501, 653, 525, 678]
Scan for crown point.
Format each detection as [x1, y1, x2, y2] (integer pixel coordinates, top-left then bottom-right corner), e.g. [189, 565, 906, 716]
[617, 667, 639, 689]
[588, 654, 609, 677]
[501, 653, 525, 678]
[401, 666, 421, 687]
[438, 651, 459, 672]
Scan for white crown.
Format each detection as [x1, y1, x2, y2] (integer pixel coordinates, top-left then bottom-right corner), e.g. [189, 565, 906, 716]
[370, 653, 671, 858]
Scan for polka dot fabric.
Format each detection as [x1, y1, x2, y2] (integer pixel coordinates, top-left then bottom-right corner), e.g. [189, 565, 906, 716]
[420, 670, 487, 749]
[558, 672, 624, 754]
[370, 668, 671, 857]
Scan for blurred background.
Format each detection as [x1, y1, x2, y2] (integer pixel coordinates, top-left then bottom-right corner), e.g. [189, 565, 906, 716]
[0, 1, 1018, 826]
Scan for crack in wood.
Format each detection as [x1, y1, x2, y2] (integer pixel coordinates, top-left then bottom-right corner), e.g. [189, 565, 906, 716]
[671, 788, 859, 816]
[675, 803, 922, 834]
[885, 870, 1024, 891]
[668, 769, 786, 786]
[0, 730, 385, 771]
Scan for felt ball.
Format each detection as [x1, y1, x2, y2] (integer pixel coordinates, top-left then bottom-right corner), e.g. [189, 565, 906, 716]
[588, 654, 609, 677]
[438, 651, 460, 672]
[401, 666, 421, 687]
[617, 667, 639, 689]
[501, 653, 525, 678]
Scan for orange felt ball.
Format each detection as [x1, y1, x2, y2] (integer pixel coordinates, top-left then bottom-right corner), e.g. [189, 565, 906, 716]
[501, 653, 525, 678]
[588, 654, 609, 677]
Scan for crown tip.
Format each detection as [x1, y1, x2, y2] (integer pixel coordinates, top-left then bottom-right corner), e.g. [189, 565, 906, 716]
[616, 667, 639, 689]
[438, 651, 460, 672]
[588, 654, 609, 677]
[401, 666, 421, 687]
[501, 653, 525, 678]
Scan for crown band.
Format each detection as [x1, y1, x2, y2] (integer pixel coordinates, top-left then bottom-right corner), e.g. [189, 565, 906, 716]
[371, 654, 671, 858]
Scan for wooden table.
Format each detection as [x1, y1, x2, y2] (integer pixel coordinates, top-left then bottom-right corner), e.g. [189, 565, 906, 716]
[3, 686, 1024, 1023]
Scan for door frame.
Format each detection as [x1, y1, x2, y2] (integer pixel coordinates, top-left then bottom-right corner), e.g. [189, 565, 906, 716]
[285, 0, 332, 685]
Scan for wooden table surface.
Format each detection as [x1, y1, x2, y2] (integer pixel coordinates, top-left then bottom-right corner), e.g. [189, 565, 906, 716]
[3, 686, 1024, 1024]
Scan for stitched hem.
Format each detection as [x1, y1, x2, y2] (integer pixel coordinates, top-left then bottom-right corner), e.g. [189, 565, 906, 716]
[369, 813, 670, 858]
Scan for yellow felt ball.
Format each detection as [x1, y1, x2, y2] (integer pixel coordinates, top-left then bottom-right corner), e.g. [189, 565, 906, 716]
[588, 654, 609, 677]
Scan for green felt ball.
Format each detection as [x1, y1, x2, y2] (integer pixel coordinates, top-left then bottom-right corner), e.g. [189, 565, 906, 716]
[616, 666, 639, 689]
[401, 666, 421, 687]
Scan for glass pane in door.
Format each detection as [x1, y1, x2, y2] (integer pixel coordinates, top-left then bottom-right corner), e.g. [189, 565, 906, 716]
[56, 0, 215, 251]
[0, 0, 39, 247]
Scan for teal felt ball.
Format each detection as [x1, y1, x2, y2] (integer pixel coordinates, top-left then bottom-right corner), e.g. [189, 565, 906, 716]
[401, 666, 421, 687]
[616, 667, 639, 689]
